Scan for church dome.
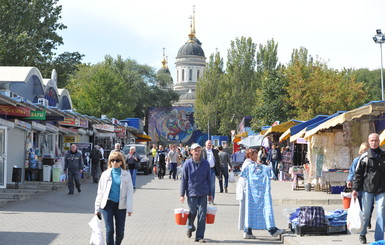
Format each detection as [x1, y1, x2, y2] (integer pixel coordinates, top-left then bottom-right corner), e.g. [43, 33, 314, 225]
[177, 39, 205, 57]
[157, 66, 171, 75]
[179, 89, 196, 100]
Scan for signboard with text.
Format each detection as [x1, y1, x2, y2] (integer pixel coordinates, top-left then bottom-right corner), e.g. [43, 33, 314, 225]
[0, 105, 30, 117]
[25, 110, 46, 120]
[58, 117, 88, 128]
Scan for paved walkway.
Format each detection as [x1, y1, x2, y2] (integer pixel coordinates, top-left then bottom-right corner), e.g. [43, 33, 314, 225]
[0, 173, 375, 244]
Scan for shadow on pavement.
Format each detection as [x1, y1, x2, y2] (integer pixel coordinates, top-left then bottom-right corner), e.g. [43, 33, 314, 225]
[0, 232, 58, 245]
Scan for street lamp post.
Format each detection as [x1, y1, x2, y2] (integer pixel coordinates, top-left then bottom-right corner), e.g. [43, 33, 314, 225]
[373, 29, 385, 101]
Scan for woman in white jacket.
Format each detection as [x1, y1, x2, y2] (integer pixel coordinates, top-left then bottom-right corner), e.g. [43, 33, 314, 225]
[94, 151, 134, 245]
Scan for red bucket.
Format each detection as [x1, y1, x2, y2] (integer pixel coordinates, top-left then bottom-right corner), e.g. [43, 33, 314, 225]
[175, 208, 189, 225]
[206, 206, 217, 224]
[341, 192, 352, 209]
[343, 196, 351, 209]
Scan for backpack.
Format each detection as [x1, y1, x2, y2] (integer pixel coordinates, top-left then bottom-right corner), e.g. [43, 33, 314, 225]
[298, 206, 326, 227]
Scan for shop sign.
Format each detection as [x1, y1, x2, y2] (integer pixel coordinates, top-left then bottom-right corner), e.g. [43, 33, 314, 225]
[114, 126, 125, 134]
[25, 110, 46, 120]
[296, 138, 308, 144]
[31, 121, 46, 132]
[14, 119, 31, 130]
[0, 105, 30, 117]
[46, 116, 64, 121]
[64, 136, 79, 143]
[93, 124, 115, 132]
[45, 123, 59, 133]
[58, 117, 88, 128]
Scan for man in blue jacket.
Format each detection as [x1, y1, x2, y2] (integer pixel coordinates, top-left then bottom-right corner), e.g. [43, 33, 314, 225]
[180, 143, 212, 243]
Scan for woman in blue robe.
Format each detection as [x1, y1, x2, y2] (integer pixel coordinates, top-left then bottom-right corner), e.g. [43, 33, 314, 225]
[237, 148, 284, 239]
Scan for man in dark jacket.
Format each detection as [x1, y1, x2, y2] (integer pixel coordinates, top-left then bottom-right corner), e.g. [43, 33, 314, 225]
[64, 144, 84, 195]
[267, 143, 282, 180]
[201, 140, 221, 204]
[353, 133, 385, 244]
[180, 143, 212, 243]
[90, 145, 102, 183]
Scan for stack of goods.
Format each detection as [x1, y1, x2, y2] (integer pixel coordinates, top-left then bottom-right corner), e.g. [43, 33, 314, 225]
[326, 209, 347, 234]
[288, 207, 347, 236]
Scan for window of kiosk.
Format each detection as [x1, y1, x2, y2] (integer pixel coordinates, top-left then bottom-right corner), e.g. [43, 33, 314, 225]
[39, 134, 55, 157]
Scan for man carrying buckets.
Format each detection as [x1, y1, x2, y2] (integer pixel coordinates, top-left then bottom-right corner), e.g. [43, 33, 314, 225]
[180, 143, 212, 243]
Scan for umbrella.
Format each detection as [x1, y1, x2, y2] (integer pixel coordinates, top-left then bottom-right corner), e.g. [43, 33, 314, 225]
[237, 135, 265, 147]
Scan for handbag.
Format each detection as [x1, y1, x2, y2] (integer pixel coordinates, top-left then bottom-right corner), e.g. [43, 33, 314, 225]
[347, 198, 364, 233]
[229, 170, 236, 183]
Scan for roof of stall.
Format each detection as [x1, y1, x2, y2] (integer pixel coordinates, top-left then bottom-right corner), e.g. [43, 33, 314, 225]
[260, 119, 303, 136]
[280, 115, 329, 142]
[304, 101, 385, 139]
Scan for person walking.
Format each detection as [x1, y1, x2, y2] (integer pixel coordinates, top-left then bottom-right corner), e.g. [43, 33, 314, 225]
[267, 143, 282, 180]
[201, 140, 221, 204]
[94, 151, 134, 245]
[237, 149, 284, 239]
[155, 145, 167, 179]
[167, 144, 179, 180]
[90, 145, 102, 183]
[64, 144, 84, 195]
[99, 144, 106, 172]
[346, 142, 373, 230]
[126, 146, 141, 189]
[218, 145, 231, 193]
[110, 143, 124, 157]
[180, 143, 212, 243]
[353, 133, 385, 244]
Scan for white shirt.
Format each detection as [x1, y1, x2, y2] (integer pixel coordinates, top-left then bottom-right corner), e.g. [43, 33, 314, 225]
[99, 148, 104, 160]
[206, 148, 215, 168]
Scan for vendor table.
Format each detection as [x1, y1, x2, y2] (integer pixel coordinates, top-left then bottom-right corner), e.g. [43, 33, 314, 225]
[321, 171, 349, 193]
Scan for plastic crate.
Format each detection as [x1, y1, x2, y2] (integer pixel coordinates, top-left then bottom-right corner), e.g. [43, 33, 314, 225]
[298, 225, 328, 236]
[327, 225, 347, 234]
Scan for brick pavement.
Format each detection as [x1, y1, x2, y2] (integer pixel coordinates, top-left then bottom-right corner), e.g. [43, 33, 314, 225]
[0, 174, 375, 244]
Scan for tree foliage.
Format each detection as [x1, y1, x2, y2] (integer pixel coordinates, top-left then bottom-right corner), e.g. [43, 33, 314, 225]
[195, 52, 224, 135]
[67, 56, 178, 119]
[252, 39, 295, 130]
[285, 47, 367, 120]
[0, 0, 83, 86]
[217, 37, 258, 135]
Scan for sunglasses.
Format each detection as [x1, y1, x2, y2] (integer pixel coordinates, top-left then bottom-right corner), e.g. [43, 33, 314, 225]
[110, 159, 122, 163]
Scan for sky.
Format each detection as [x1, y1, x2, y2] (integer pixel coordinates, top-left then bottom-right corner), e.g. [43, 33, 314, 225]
[56, 0, 385, 80]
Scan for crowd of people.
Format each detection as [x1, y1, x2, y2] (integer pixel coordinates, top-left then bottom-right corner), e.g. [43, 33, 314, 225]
[64, 140, 293, 244]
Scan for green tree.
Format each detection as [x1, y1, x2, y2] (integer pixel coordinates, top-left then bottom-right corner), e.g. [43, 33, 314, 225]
[0, 0, 83, 86]
[355, 68, 381, 102]
[285, 48, 367, 120]
[217, 37, 257, 135]
[195, 52, 224, 135]
[252, 39, 295, 130]
[68, 56, 178, 119]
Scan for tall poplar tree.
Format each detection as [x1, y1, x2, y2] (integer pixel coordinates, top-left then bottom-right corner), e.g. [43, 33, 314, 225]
[195, 52, 224, 135]
[218, 37, 257, 135]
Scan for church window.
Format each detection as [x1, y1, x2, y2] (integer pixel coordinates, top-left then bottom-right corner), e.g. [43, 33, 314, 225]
[177, 70, 179, 82]
[197, 70, 200, 79]
[182, 69, 185, 81]
[189, 69, 193, 81]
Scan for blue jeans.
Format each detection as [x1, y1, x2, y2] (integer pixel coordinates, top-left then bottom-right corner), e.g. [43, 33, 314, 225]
[170, 162, 177, 180]
[210, 168, 216, 201]
[187, 196, 207, 240]
[271, 160, 279, 179]
[129, 169, 137, 188]
[101, 200, 127, 245]
[361, 192, 385, 241]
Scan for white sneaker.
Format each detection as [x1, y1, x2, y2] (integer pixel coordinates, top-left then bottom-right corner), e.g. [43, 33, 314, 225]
[271, 228, 285, 237]
[243, 233, 256, 239]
